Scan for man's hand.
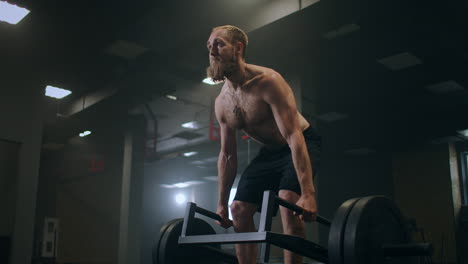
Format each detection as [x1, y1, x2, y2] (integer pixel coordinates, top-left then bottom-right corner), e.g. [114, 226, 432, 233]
[295, 193, 318, 222]
[216, 205, 233, 228]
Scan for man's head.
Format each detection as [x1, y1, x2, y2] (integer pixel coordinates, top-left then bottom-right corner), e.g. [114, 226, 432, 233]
[206, 25, 248, 82]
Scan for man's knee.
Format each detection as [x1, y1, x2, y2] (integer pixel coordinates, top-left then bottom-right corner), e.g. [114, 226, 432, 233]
[230, 201, 255, 221]
[278, 190, 300, 203]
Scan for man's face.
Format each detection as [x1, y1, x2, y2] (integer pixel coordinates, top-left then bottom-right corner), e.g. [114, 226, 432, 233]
[206, 29, 239, 82]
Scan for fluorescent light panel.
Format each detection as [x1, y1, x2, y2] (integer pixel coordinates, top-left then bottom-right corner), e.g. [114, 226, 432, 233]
[203, 78, 217, 85]
[377, 52, 422, 71]
[425, 80, 465, 94]
[181, 121, 201, 129]
[0, 1, 30, 25]
[79, 131, 91, 137]
[45, 85, 72, 99]
[183, 151, 198, 157]
[166, 94, 177, 100]
[323, 23, 360, 40]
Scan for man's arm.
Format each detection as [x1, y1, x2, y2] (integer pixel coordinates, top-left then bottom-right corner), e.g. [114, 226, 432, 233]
[215, 97, 237, 227]
[262, 71, 317, 221]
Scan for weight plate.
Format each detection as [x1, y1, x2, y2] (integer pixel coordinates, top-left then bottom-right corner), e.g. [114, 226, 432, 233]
[328, 197, 361, 264]
[154, 218, 222, 264]
[153, 218, 179, 264]
[343, 196, 410, 264]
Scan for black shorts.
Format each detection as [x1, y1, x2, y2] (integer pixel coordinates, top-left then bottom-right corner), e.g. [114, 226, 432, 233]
[234, 126, 321, 206]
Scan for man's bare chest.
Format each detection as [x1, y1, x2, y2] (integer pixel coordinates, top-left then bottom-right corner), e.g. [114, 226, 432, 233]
[222, 94, 270, 129]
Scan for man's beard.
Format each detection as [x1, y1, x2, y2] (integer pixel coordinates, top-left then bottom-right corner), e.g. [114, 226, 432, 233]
[206, 55, 239, 82]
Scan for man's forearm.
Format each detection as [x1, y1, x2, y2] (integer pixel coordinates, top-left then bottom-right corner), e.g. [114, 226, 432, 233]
[289, 133, 316, 195]
[217, 151, 238, 206]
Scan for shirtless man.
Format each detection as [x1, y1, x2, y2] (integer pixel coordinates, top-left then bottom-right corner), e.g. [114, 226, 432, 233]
[207, 25, 321, 264]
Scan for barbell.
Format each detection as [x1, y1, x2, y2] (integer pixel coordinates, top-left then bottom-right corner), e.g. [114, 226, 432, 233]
[153, 191, 432, 264]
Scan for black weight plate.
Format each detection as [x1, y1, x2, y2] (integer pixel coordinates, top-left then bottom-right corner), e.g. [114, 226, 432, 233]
[154, 218, 222, 264]
[343, 196, 410, 264]
[328, 197, 361, 264]
[153, 218, 179, 264]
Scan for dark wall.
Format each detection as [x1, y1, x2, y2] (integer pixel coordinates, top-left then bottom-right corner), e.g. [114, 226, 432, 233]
[35, 126, 124, 263]
[392, 144, 456, 263]
[0, 74, 44, 264]
[0, 141, 20, 264]
[316, 149, 394, 245]
[0, 141, 20, 237]
[34, 115, 146, 263]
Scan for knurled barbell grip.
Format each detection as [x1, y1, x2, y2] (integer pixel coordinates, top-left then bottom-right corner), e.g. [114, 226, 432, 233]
[275, 196, 331, 227]
[195, 206, 223, 222]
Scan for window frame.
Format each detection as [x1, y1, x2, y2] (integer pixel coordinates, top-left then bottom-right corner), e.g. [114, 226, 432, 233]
[456, 142, 468, 205]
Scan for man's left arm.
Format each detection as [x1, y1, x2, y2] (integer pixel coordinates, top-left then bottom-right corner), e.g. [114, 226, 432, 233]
[262, 72, 317, 222]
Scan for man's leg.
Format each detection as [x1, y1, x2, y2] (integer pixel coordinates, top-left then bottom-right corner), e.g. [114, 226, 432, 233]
[230, 200, 258, 264]
[278, 190, 305, 264]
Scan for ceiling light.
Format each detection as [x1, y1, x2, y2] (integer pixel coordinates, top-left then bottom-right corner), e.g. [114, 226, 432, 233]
[166, 94, 177, 100]
[175, 193, 186, 205]
[458, 129, 468, 138]
[323, 23, 360, 40]
[425, 80, 465, 94]
[183, 151, 198, 157]
[79, 131, 92, 137]
[377, 52, 422, 71]
[203, 78, 217, 85]
[0, 1, 30, 25]
[181, 121, 201, 129]
[45, 85, 72, 99]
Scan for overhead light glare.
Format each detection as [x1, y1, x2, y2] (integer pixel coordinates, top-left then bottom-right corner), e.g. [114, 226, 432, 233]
[0, 1, 30, 25]
[203, 78, 217, 85]
[160, 181, 204, 189]
[175, 193, 186, 205]
[228, 188, 237, 220]
[181, 121, 201, 129]
[79, 131, 92, 137]
[45, 85, 72, 99]
[166, 94, 177, 100]
[458, 129, 468, 138]
[183, 151, 198, 157]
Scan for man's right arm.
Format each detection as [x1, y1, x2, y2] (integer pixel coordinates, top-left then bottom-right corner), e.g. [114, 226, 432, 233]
[215, 98, 237, 227]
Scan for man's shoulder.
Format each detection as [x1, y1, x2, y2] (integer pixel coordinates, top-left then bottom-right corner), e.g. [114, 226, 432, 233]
[246, 65, 282, 88]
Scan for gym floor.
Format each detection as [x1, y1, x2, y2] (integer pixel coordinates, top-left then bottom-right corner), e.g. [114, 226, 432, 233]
[1, 0, 468, 264]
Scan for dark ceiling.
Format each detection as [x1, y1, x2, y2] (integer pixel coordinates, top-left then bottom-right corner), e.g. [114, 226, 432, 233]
[1, 0, 468, 158]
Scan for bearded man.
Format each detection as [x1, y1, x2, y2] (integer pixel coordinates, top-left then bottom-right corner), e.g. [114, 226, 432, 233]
[207, 25, 322, 264]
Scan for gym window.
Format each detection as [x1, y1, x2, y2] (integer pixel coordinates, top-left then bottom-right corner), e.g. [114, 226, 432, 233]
[461, 150, 468, 205]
